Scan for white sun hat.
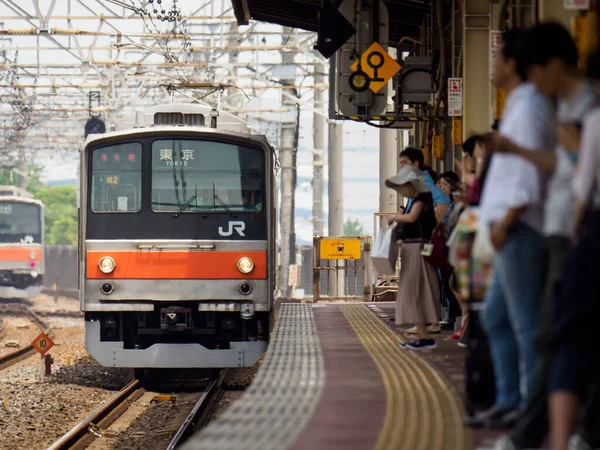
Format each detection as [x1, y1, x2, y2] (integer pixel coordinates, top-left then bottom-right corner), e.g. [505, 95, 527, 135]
[385, 165, 430, 193]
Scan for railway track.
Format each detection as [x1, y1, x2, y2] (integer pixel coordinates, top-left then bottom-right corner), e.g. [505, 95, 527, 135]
[47, 379, 144, 450]
[0, 299, 51, 371]
[166, 370, 230, 450]
[48, 370, 230, 450]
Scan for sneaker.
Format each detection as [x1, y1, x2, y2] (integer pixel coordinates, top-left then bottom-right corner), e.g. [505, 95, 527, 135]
[492, 435, 517, 450]
[400, 339, 436, 350]
[569, 434, 594, 450]
[405, 325, 441, 334]
[457, 341, 467, 348]
[464, 407, 518, 428]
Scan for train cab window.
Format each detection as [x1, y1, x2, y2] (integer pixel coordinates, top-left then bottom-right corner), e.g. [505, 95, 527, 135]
[90, 143, 142, 212]
[0, 202, 42, 244]
[151, 139, 264, 213]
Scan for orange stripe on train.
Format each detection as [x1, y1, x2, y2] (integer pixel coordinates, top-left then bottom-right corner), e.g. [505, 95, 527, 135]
[85, 250, 267, 280]
[0, 247, 43, 262]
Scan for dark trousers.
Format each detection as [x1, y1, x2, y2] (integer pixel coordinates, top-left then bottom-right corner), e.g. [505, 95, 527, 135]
[510, 236, 600, 448]
[440, 268, 460, 325]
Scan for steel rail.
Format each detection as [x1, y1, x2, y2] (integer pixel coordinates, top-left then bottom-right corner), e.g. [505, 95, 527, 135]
[0, 300, 51, 371]
[46, 379, 143, 450]
[0, 345, 36, 370]
[166, 369, 231, 450]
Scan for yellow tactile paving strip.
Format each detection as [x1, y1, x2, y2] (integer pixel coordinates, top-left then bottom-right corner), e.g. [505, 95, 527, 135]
[341, 304, 472, 450]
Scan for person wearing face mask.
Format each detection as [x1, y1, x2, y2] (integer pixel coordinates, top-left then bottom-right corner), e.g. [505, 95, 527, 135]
[487, 23, 597, 450]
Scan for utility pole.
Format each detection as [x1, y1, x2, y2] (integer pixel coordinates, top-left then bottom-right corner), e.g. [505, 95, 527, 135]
[379, 128, 397, 214]
[328, 121, 344, 297]
[313, 63, 326, 237]
[278, 27, 298, 298]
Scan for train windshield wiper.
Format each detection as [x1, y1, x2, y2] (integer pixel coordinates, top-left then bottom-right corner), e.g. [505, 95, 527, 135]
[173, 195, 197, 218]
[214, 194, 235, 218]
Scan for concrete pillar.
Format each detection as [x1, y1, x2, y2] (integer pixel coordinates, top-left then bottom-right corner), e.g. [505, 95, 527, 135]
[313, 63, 326, 237]
[328, 121, 344, 237]
[278, 27, 298, 298]
[379, 127, 397, 213]
[328, 121, 344, 297]
[462, 0, 492, 139]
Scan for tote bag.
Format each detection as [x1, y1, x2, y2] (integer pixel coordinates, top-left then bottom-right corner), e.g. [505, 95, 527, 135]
[472, 221, 495, 265]
[371, 226, 399, 275]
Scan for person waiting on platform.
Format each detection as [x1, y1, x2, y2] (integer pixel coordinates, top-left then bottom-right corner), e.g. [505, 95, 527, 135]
[386, 165, 440, 350]
[398, 147, 450, 223]
[468, 28, 556, 428]
[488, 22, 599, 450]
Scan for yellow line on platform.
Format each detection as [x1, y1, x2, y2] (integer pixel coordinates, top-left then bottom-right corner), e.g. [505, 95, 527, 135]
[340, 305, 472, 450]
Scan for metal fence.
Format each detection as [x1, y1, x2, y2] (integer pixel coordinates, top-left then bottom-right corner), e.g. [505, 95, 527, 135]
[312, 236, 372, 302]
[42, 245, 78, 298]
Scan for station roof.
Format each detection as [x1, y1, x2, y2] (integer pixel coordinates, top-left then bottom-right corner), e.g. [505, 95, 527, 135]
[231, 0, 430, 46]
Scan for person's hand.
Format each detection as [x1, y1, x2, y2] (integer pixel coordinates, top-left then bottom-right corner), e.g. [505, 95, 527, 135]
[482, 132, 513, 153]
[558, 124, 580, 151]
[387, 215, 396, 225]
[490, 224, 509, 251]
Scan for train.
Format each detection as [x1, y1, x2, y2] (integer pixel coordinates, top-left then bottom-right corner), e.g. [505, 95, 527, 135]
[0, 185, 45, 297]
[79, 103, 277, 371]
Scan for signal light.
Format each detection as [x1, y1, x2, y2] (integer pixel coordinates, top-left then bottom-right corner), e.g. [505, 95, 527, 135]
[349, 70, 370, 93]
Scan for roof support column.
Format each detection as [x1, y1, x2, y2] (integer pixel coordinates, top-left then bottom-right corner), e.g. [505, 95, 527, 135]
[462, 0, 492, 138]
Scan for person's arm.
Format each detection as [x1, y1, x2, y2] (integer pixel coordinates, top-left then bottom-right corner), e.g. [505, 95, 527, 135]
[435, 203, 448, 223]
[500, 137, 557, 174]
[391, 201, 424, 224]
[572, 113, 600, 233]
[423, 170, 450, 205]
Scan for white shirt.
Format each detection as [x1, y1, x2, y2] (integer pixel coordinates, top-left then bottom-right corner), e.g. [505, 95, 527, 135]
[479, 83, 556, 233]
[544, 81, 596, 237]
[544, 149, 575, 237]
[573, 109, 600, 209]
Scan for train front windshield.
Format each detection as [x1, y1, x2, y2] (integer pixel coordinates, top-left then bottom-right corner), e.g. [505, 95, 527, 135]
[0, 202, 42, 244]
[87, 137, 267, 240]
[151, 139, 263, 213]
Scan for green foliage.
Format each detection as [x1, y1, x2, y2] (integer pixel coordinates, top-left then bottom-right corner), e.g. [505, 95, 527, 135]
[1, 165, 78, 245]
[35, 185, 78, 245]
[343, 218, 364, 236]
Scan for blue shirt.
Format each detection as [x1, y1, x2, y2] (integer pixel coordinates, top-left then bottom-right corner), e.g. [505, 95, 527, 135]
[423, 170, 450, 206]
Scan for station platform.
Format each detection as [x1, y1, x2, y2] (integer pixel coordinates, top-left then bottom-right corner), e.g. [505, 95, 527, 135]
[183, 302, 505, 450]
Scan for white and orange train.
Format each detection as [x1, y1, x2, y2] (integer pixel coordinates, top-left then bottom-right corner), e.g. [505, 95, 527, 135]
[0, 186, 44, 296]
[79, 103, 277, 370]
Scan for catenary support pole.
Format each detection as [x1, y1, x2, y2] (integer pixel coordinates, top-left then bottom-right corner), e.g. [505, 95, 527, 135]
[328, 121, 344, 297]
[379, 127, 397, 215]
[313, 63, 326, 238]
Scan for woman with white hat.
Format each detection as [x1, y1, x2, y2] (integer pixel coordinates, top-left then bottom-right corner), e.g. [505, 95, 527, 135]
[386, 165, 440, 350]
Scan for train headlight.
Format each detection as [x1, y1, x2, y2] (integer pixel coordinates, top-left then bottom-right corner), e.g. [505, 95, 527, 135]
[98, 256, 116, 274]
[237, 257, 254, 274]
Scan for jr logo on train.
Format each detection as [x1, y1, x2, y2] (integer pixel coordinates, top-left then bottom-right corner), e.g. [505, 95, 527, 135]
[79, 103, 277, 373]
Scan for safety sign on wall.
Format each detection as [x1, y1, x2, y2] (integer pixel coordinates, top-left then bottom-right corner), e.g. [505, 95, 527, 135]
[448, 78, 463, 117]
[319, 238, 362, 260]
[490, 30, 503, 79]
[349, 42, 401, 93]
[564, 0, 589, 10]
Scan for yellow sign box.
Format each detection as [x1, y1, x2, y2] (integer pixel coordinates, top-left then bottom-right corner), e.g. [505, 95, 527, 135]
[350, 42, 401, 93]
[452, 118, 462, 145]
[494, 87, 506, 120]
[319, 238, 362, 260]
[432, 134, 444, 159]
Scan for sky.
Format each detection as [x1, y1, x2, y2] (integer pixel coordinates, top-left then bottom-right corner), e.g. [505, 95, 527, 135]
[0, 0, 387, 243]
